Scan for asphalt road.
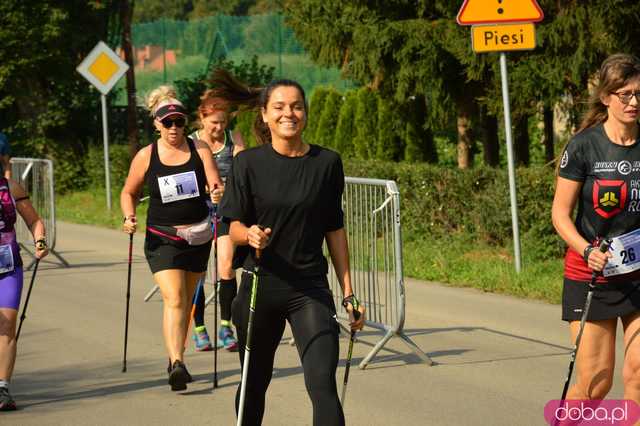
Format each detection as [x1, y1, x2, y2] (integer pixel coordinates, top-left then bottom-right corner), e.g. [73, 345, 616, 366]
[2, 222, 628, 425]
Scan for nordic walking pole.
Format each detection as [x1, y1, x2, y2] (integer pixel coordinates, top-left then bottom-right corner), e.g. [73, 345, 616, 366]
[213, 202, 219, 389]
[559, 239, 611, 401]
[122, 233, 133, 373]
[237, 239, 263, 426]
[15, 258, 41, 342]
[340, 299, 362, 408]
[184, 280, 203, 348]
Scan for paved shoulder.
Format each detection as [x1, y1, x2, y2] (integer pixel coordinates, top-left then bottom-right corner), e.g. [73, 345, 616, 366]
[3, 222, 624, 425]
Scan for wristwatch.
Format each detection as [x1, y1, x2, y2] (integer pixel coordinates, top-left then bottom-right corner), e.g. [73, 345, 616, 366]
[35, 238, 47, 250]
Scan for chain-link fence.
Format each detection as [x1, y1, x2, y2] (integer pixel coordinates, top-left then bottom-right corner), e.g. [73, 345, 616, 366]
[114, 14, 355, 105]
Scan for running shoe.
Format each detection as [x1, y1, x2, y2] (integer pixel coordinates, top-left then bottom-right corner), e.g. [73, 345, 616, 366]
[168, 360, 190, 391]
[218, 326, 238, 351]
[0, 387, 16, 411]
[192, 327, 213, 352]
[168, 359, 192, 383]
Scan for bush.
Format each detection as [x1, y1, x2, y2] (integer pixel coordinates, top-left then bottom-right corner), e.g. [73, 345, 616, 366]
[403, 98, 437, 163]
[353, 87, 378, 159]
[235, 111, 259, 148]
[85, 143, 132, 190]
[376, 97, 400, 160]
[306, 87, 329, 143]
[315, 89, 342, 149]
[334, 91, 357, 156]
[342, 159, 563, 258]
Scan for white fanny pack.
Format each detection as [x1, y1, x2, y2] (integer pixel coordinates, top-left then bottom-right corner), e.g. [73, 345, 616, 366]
[175, 216, 213, 246]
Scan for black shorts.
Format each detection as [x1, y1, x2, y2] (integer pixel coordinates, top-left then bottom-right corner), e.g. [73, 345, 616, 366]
[562, 277, 640, 321]
[144, 229, 212, 274]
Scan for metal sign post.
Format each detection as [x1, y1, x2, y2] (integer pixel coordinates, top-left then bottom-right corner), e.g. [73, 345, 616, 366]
[499, 53, 522, 272]
[76, 41, 129, 210]
[457, 0, 544, 273]
[100, 94, 112, 210]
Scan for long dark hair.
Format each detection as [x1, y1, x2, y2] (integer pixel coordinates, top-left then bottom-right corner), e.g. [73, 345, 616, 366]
[578, 53, 640, 132]
[555, 54, 640, 174]
[208, 69, 307, 145]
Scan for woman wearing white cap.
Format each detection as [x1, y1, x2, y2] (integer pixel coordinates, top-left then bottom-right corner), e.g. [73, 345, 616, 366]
[120, 85, 223, 391]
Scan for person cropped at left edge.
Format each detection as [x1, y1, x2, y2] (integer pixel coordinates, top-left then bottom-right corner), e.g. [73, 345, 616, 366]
[0, 132, 12, 179]
[0, 177, 48, 411]
[120, 85, 223, 392]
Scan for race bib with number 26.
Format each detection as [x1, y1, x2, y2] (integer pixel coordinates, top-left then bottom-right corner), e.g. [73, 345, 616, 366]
[603, 228, 640, 277]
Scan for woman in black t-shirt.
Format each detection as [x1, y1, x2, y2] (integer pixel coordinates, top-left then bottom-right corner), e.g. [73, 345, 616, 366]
[120, 86, 223, 392]
[552, 54, 640, 402]
[214, 70, 365, 426]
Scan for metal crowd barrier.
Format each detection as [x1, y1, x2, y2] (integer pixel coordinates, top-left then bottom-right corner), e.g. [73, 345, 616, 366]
[327, 177, 432, 369]
[11, 158, 69, 269]
[142, 176, 432, 370]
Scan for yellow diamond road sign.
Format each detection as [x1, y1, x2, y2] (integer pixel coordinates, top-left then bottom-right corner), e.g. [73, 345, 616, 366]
[77, 41, 129, 95]
[472, 23, 536, 53]
[457, 0, 544, 26]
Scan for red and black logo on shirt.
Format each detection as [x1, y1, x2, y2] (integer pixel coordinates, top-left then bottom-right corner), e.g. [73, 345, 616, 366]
[593, 179, 627, 218]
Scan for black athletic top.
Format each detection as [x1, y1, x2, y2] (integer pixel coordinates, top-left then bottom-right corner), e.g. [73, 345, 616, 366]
[219, 143, 344, 279]
[559, 123, 640, 282]
[145, 138, 209, 226]
[190, 129, 235, 181]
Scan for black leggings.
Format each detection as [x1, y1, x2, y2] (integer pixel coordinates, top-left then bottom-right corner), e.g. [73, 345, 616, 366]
[193, 278, 237, 327]
[232, 272, 344, 426]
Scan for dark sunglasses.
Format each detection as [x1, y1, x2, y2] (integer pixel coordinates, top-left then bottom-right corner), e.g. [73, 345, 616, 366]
[160, 117, 186, 129]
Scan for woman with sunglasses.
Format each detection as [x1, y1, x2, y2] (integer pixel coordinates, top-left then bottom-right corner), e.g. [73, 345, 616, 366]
[552, 53, 640, 404]
[120, 85, 223, 391]
[214, 70, 365, 425]
[188, 91, 245, 352]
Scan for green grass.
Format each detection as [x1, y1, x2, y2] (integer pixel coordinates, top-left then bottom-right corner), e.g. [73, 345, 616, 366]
[56, 188, 147, 230]
[403, 236, 564, 304]
[57, 190, 564, 305]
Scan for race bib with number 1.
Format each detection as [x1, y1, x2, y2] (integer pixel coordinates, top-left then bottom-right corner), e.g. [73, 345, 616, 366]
[158, 171, 200, 204]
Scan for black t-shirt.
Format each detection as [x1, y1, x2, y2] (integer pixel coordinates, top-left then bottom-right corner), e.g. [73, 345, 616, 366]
[559, 124, 640, 281]
[219, 143, 344, 279]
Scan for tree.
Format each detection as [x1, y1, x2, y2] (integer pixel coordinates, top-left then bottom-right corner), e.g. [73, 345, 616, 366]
[376, 97, 399, 160]
[353, 87, 377, 160]
[285, 1, 489, 168]
[133, 0, 191, 22]
[0, 1, 120, 190]
[286, 1, 640, 169]
[403, 96, 437, 163]
[121, 0, 139, 159]
[334, 91, 357, 156]
[315, 89, 342, 149]
[306, 87, 329, 143]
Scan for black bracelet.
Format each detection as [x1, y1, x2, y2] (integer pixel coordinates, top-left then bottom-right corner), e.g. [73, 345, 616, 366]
[342, 294, 360, 310]
[583, 244, 595, 263]
[35, 238, 47, 250]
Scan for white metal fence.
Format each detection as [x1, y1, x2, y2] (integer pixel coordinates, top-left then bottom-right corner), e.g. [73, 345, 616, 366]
[327, 177, 432, 369]
[143, 176, 432, 369]
[11, 158, 69, 269]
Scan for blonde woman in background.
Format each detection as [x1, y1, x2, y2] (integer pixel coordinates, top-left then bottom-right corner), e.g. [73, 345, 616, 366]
[120, 86, 223, 391]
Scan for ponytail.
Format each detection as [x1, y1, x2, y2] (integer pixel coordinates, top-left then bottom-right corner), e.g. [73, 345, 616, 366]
[209, 69, 308, 146]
